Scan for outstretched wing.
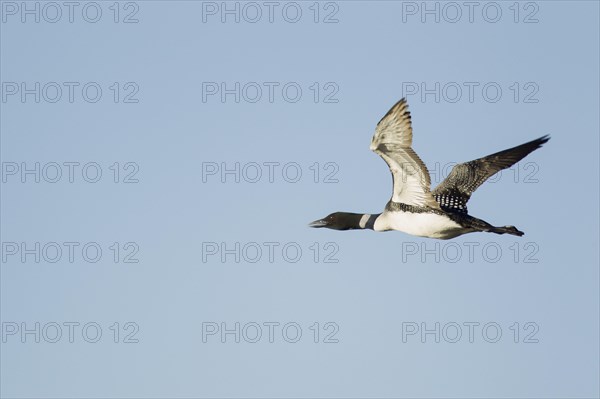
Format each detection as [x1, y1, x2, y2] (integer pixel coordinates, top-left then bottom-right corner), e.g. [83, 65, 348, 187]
[432, 135, 550, 213]
[370, 98, 439, 208]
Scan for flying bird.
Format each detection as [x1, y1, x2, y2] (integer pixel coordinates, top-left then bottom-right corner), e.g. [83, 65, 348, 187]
[309, 98, 549, 239]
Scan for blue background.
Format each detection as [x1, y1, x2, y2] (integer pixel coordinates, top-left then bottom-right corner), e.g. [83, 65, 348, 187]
[1, 1, 599, 397]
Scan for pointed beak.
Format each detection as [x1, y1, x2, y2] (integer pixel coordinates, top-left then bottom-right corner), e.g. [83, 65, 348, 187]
[308, 218, 328, 228]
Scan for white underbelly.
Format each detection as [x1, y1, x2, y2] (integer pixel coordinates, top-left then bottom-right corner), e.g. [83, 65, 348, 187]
[374, 211, 470, 239]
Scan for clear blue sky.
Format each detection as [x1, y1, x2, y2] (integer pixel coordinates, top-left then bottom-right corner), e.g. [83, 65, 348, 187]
[1, 1, 599, 397]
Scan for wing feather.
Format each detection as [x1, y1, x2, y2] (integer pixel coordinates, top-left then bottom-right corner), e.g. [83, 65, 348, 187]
[432, 135, 550, 213]
[370, 98, 439, 208]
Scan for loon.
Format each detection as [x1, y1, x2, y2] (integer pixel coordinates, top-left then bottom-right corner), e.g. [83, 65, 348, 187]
[309, 98, 549, 239]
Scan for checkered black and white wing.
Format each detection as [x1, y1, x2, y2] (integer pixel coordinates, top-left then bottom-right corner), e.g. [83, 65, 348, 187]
[432, 135, 550, 213]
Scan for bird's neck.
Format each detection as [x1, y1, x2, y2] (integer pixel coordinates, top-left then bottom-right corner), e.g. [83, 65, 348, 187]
[344, 213, 380, 230]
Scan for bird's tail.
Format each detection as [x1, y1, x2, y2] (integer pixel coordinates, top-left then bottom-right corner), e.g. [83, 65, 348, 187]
[490, 225, 524, 237]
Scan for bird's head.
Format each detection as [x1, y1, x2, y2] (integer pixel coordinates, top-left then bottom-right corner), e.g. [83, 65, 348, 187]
[308, 212, 362, 230]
